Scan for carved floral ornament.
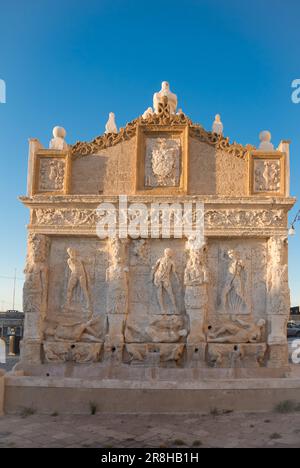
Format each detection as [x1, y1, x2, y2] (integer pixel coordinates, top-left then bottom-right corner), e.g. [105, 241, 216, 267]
[32, 207, 286, 229]
[71, 98, 255, 159]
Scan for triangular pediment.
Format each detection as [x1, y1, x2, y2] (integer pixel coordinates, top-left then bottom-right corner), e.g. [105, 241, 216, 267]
[72, 98, 254, 159]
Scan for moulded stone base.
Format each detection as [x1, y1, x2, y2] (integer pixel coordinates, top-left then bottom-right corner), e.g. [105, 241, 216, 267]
[4, 374, 300, 414]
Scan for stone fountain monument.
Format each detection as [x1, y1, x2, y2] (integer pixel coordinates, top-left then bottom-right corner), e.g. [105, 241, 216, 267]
[2, 82, 297, 414]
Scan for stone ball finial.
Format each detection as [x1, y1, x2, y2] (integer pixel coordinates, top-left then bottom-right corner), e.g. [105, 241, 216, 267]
[53, 126, 67, 139]
[49, 126, 68, 150]
[258, 130, 274, 151]
[212, 114, 223, 135]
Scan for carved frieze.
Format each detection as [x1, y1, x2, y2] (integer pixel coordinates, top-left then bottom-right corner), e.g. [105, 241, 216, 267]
[32, 207, 286, 232]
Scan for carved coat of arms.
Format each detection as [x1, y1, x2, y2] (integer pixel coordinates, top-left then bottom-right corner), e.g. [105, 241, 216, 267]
[145, 138, 181, 187]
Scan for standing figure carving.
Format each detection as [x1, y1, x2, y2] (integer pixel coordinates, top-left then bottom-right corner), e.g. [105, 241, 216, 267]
[106, 238, 129, 315]
[220, 250, 247, 314]
[65, 248, 91, 314]
[152, 248, 179, 314]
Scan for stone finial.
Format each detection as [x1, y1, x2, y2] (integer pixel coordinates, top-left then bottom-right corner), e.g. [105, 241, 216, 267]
[105, 112, 118, 134]
[153, 81, 178, 115]
[212, 114, 223, 135]
[258, 130, 274, 151]
[49, 126, 68, 151]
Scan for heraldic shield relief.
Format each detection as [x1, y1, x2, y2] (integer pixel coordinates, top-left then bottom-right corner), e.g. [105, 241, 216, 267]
[145, 137, 181, 187]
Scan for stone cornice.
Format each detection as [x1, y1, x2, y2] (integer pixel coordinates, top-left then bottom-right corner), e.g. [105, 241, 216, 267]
[19, 195, 297, 210]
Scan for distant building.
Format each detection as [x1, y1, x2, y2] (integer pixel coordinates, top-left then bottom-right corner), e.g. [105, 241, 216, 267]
[291, 306, 300, 315]
[0, 310, 24, 355]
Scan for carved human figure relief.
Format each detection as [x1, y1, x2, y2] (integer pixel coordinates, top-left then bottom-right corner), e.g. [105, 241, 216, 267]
[106, 237, 129, 315]
[145, 137, 181, 187]
[23, 234, 49, 321]
[208, 317, 265, 344]
[65, 248, 91, 315]
[184, 245, 208, 288]
[184, 241, 208, 344]
[254, 160, 281, 193]
[220, 249, 247, 314]
[39, 158, 65, 192]
[126, 315, 187, 344]
[153, 81, 178, 114]
[44, 315, 104, 344]
[152, 248, 179, 314]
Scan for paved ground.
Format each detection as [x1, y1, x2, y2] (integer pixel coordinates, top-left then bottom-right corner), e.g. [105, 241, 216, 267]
[0, 357, 19, 372]
[0, 411, 300, 448]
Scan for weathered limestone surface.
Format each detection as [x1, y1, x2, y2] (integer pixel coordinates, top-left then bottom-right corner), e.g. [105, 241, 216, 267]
[18, 85, 296, 379]
[0, 370, 5, 416]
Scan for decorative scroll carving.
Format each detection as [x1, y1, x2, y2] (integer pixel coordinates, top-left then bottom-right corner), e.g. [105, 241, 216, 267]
[71, 97, 255, 159]
[72, 120, 138, 156]
[39, 159, 65, 192]
[204, 209, 284, 229]
[32, 207, 286, 233]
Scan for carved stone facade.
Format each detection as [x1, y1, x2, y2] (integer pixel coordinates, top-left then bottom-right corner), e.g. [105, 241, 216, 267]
[19, 85, 296, 377]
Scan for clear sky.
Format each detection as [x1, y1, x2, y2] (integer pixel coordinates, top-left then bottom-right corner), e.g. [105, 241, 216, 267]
[0, 0, 299, 310]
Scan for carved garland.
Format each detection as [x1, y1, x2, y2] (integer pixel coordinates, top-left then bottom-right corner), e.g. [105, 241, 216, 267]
[71, 98, 255, 159]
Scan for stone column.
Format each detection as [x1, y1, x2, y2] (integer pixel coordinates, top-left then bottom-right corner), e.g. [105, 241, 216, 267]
[266, 236, 290, 368]
[104, 237, 129, 363]
[184, 240, 208, 366]
[21, 233, 49, 365]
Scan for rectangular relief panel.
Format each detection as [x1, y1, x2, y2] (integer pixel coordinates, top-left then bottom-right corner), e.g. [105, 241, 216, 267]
[33, 150, 71, 195]
[135, 125, 189, 195]
[249, 151, 285, 196]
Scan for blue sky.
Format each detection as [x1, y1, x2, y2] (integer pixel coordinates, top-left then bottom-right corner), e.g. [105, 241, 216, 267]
[0, 0, 299, 310]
